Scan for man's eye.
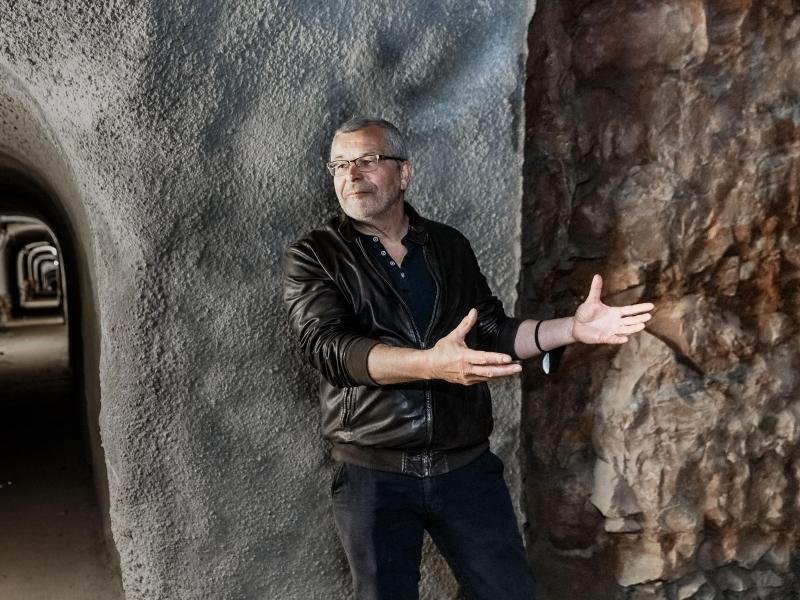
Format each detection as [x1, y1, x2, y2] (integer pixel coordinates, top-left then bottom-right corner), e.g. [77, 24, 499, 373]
[356, 157, 376, 167]
[333, 162, 348, 172]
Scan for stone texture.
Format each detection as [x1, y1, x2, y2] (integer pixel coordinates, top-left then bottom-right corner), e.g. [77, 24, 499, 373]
[0, 1, 533, 599]
[522, 1, 800, 598]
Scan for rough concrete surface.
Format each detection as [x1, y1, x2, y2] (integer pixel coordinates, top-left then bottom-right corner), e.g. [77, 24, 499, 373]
[523, 1, 800, 598]
[1, 2, 534, 598]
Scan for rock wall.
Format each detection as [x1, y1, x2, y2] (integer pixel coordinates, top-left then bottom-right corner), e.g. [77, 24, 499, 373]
[1, 1, 533, 598]
[522, 1, 800, 598]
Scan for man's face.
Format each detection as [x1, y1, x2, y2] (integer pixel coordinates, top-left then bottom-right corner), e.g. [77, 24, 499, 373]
[329, 126, 411, 222]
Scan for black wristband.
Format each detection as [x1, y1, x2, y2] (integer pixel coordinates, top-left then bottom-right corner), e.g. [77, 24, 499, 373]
[534, 319, 546, 354]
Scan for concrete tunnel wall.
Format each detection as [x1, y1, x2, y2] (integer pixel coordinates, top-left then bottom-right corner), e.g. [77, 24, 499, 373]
[1, 2, 537, 598]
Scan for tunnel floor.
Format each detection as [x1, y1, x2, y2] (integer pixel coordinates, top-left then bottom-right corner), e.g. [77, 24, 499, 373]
[0, 379, 124, 599]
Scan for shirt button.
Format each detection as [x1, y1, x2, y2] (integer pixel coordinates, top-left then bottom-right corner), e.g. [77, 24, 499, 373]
[380, 251, 387, 256]
[389, 261, 395, 266]
[372, 236, 379, 242]
[400, 273, 406, 278]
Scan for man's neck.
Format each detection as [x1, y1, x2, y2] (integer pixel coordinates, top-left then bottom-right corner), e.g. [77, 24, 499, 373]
[351, 203, 409, 244]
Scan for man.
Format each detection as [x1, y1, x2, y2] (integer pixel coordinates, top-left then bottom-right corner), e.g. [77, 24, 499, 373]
[282, 117, 654, 599]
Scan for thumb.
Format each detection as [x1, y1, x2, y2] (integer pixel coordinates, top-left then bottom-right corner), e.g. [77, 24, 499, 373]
[586, 274, 603, 303]
[452, 308, 478, 340]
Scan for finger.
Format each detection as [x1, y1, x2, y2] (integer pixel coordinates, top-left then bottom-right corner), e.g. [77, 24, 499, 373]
[586, 274, 603, 303]
[462, 375, 492, 386]
[465, 349, 513, 365]
[452, 308, 478, 340]
[608, 334, 629, 344]
[621, 313, 652, 326]
[621, 323, 646, 334]
[621, 303, 655, 316]
[469, 364, 522, 379]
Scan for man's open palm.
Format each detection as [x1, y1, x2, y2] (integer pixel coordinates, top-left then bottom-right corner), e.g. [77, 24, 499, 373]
[428, 308, 522, 385]
[572, 274, 654, 345]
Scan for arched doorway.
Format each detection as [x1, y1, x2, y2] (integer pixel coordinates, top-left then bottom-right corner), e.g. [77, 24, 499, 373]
[0, 166, 123, 599]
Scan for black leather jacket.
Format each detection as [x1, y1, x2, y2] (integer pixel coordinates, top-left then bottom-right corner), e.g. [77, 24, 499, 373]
[282, 203, 522, 476]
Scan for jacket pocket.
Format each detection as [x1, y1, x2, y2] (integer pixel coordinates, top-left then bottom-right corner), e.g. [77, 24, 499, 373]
[340, 387, 354, 428]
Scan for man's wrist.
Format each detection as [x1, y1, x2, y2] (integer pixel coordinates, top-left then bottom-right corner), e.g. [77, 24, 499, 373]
[417, 348, 434, 380]
[565, 316, 577, 345]
[534, 319, 546, 354]
[535, 317, 577, 353]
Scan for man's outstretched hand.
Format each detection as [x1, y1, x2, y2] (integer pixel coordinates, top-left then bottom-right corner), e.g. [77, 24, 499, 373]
[425, 308, 522, 385]
[571, 274, 654, 345]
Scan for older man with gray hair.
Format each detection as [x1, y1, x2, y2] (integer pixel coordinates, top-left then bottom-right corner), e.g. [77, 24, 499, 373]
[283, 116, 654, 599]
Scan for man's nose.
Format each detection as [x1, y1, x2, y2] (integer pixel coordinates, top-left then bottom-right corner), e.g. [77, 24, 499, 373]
[345, 163, 363, 181]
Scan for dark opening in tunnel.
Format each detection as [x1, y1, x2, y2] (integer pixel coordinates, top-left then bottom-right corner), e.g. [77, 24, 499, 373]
[0, 166, 123, 598]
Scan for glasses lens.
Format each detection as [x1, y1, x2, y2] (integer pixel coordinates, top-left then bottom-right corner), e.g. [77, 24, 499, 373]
[354, 156, 377, 171]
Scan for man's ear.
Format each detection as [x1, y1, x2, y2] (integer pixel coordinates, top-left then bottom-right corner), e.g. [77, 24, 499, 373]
[400, 161, 413, 191]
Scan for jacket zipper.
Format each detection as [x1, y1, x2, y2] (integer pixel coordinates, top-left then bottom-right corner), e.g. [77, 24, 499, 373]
[355, 236, 442, 476]
[420, 245, 441, 477]
[341, 387, 353, 427]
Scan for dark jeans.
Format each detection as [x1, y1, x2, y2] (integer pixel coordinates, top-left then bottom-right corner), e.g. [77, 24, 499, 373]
[331, 450, 537, 600]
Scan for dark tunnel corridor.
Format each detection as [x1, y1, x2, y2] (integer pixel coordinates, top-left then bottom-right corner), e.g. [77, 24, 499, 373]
[0, 181, 123, 598]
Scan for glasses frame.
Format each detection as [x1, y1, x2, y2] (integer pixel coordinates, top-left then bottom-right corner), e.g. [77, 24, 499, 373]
[326, 154, 407, 177]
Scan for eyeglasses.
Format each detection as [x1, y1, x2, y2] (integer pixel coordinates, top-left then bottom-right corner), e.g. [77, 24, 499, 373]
[326, 154, 406, 177]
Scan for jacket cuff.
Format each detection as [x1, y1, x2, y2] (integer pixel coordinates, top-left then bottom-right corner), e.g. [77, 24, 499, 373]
[497, 316, 526, 360]
[344, 337, 381, 386]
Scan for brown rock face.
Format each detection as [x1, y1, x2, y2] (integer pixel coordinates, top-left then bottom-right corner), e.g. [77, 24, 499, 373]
[522, 2, 800, 598]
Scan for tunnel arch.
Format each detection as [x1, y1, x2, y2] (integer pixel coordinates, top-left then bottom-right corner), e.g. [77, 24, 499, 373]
[0, 64, 121, 589]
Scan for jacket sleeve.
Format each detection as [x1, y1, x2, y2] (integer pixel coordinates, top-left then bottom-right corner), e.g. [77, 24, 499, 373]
[282, 240, 380, 388]
[461, 235, 525, 359]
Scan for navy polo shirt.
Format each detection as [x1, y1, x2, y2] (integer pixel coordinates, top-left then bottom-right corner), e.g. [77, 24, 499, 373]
[359, 232, 436, 340]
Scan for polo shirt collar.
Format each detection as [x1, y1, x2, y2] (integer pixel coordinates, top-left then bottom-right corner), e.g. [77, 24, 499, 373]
[337, 201, 429, 245]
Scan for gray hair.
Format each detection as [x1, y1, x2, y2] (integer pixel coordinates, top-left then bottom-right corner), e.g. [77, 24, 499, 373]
[333, 117, 409, 159]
